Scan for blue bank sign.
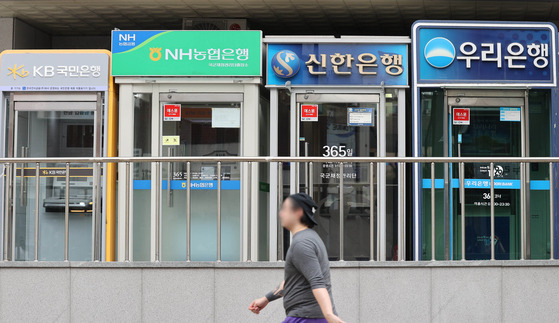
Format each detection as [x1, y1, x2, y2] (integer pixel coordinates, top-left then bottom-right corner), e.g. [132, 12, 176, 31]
[413, 21, 557, 86]
[266, 42, 408, 86]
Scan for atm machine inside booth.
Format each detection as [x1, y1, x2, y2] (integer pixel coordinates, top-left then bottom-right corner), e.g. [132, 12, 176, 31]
[0, 50, 111, 262]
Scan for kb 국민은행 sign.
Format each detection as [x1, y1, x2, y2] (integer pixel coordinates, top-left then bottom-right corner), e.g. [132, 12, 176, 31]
[0, 50, 110, 91]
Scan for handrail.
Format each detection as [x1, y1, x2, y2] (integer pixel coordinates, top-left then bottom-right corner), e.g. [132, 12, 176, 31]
[1, 156, 556, 262]
[2, 156, 559, 163]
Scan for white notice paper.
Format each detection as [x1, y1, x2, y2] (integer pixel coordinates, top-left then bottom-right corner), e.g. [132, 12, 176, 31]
[212, 108, 241, 128]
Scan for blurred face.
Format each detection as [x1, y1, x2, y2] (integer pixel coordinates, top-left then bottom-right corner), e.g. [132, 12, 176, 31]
[279, 198, 303, 230]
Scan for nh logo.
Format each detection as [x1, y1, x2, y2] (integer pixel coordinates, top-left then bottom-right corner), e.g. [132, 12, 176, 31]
[118, 34, 136, 41]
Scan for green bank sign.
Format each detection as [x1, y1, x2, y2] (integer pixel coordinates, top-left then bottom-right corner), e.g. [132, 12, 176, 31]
[111, 30, 262, 76]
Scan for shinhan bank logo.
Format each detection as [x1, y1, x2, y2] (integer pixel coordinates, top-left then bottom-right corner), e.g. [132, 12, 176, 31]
[424, 37, 456, 69]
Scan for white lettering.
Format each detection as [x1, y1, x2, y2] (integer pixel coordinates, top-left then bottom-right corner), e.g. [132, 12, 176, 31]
[165, 49, 178, 60]
[33, 66, 43, 77]
[44, 66, 55, 77]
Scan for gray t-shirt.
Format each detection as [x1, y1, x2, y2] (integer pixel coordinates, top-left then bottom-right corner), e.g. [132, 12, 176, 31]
[283, 229, 336, 318]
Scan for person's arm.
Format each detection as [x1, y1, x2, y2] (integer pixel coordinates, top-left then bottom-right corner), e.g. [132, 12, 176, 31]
[265, 280, 285, 301]
[312, 288, 346, 323]
[248, 281, 285, 315]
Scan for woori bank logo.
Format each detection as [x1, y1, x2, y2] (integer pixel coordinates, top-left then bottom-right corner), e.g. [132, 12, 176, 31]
[424, 37, 456, 68]
[271, 50, 300, 78]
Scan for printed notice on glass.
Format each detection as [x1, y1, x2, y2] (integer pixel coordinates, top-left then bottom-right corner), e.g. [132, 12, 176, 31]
[164, 104, 181, 121]
[347, 107, 373, 126]
[212, 108, 240, 128]
[500, 107, 521, 122]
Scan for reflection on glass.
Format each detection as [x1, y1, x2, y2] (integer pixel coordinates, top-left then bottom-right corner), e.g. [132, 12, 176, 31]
[451, 107, 521, 260]
[160, 103, 241, 261]
[133, 93, 152, 261]
[300, 102, 377, 261]
[14, 110, 95, 261]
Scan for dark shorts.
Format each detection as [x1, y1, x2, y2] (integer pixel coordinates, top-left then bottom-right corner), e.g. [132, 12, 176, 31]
[282, 317, 328, 323]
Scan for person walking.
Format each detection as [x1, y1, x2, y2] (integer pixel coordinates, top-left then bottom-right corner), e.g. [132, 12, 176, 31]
[249, 193, 345, 323]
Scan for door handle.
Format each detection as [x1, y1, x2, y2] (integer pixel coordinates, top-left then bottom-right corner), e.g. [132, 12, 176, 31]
[167, 147, 173, 207]
[20, 146, 28, 207]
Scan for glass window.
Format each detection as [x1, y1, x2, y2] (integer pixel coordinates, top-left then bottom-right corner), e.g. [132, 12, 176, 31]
[160, 103, 241, 261]
[13, 110, 95, 261]
[300, 100, 377, 261]
[132, 93, 152, 261]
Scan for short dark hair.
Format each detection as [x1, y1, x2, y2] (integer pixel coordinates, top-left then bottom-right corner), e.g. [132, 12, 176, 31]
[289, 197, 316, 228]
[300, 212, 316, 228]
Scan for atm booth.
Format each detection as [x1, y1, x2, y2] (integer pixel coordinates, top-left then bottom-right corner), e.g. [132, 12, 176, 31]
[0, 50, 111, 261]
[112, 30, 262, 261]
[412, 21, 559, 260]
[264, 36, 410, 261]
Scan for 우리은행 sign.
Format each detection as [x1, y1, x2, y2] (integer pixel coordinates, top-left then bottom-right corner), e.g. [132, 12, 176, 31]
[413, 21, 557, 86]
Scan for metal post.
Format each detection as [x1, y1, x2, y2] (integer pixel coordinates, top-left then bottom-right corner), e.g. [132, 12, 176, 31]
[431, 162, 435, 261]
[398, 162, 405, 261]
[550, 162, 554, 260]
[309, 162, 313, 198]
[155, 162, 161, 262]
[34, 163, 40, 261]
[217, 161, 222, 262]
[124, 162, 131, 262]
[460, 162, 466, 261]
[278, 162, 284, 261]
[520, 162, 526, 260]
[370, 162, 375, 261]
[3, 163, 11, 261]
[20, 147, 25, 207]
[94, 162, 102, 261]
[339, 162, 344, 261]
[91, 162, 102, 261]
[186, 162, 191, 262]
[167, 149, 172, 207]
[64, 163, 70, 262]
[247, 161, 252, 262]
[490, 162, 495, 261]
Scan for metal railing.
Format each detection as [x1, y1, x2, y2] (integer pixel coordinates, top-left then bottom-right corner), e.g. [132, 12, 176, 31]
[0, 156, 557, 262]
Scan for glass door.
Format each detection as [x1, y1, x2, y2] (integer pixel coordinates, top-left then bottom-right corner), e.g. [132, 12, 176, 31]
[450, 105, 523, 260]
[11, 105, 98, 261]
[297, 93, 379, 261]
[160, 101, 241, 261]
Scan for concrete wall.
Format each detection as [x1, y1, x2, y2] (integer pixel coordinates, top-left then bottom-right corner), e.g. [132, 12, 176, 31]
[0, 18, 14, 52]
[12, 19, 51, 49]
[52, 36, 110, 50]
[0, 261, 558, 322]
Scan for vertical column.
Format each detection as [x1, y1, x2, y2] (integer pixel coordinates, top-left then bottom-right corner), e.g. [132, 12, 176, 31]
[117, 84, 135, 261]
[378, 89, 386, 261]
[243, 84, 260, 261]
[269, 89, 279, 261]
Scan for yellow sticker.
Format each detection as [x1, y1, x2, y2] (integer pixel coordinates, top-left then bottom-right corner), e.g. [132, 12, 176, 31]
[162, 135, 180, 146]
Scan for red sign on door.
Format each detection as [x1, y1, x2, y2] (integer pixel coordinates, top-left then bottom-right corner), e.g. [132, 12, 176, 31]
[164, 104, 181, 121]
[301, 104, 318, 121]
[453, 108, 470, 125]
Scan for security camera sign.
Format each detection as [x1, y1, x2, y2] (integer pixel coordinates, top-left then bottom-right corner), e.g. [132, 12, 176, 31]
[453, 108, 470, 125]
